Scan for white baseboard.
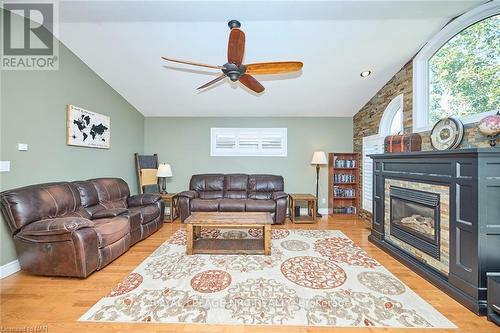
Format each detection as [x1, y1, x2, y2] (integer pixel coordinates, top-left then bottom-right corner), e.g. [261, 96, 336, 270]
[318, 208, 329, 215]
[297, 208, 329, 215]
[0, 260, 20, 279]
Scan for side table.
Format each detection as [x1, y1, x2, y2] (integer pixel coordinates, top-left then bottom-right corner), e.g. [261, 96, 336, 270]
[160, 193, 179, 223]
[289, 193, 317, 224]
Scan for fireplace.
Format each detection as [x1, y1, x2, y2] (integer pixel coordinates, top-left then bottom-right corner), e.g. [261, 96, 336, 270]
[390, 186, 440, 259]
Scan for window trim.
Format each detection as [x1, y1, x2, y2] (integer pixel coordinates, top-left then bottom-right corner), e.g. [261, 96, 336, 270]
[412, 2, 500, 133]
[379, 93, 404, 136]
[210, 128, 287, 157]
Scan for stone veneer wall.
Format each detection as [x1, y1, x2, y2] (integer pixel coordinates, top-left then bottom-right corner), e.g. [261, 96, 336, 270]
[353, 60, 491, 220]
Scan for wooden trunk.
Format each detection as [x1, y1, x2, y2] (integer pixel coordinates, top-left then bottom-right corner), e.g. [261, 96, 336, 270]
[384, 133, 422, 153]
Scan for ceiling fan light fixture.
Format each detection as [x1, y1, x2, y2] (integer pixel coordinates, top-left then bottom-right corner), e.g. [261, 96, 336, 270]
[360, 70, 372, 78]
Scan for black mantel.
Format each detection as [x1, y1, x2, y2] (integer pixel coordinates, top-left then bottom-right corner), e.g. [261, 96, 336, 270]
[369, 148, 500, 315]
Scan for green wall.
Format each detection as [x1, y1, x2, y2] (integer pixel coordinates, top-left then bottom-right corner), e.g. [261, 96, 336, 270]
[0, 31, 145, 266]
[0, 11, 354, 270]
[144, 117, 353, 208]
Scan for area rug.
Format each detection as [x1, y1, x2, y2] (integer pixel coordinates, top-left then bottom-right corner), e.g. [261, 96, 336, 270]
[79, 229, 455, 328]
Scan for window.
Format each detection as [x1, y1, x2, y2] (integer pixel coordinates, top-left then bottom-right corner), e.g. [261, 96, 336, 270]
[211, 128, 287, 157]
[379, 93, 404, 136]
[361, 94, 403, 212]
[362, 135, 384, 212]
[413, 2, 500, 132]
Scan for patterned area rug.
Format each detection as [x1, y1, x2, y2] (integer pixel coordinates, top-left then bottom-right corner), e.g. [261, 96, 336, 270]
[80, 229, 455, 328]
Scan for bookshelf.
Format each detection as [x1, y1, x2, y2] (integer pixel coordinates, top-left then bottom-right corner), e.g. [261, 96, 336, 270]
[328, 152, 360, 215]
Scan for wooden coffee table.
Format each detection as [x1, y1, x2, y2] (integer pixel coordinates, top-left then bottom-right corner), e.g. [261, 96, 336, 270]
[184, 212, 272, 255]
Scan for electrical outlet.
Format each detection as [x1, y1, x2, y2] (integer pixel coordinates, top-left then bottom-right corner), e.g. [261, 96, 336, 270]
[0, 161, 10, 172]
[322, 198, 326, 204]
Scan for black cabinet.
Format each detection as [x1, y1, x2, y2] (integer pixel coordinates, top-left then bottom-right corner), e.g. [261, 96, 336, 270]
[369, 149, 500, 315]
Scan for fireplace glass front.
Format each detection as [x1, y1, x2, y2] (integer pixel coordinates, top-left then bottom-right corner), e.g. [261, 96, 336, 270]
[389, 186, 440, 259]
[391, 198, 435, 242]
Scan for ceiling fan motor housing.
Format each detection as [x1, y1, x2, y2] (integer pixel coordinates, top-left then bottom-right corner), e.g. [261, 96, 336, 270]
[228, 20, 241, 29]
[222, 63, 246, 81]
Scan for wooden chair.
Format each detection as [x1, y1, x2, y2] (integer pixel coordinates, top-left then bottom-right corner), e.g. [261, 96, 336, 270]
[134, 153, 160, 194]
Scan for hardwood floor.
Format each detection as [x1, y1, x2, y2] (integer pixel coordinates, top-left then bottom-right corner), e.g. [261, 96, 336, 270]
[1, 215, 497, 333]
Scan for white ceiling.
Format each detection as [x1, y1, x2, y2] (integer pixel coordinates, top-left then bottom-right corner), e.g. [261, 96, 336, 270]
[55, 0, 484, 117]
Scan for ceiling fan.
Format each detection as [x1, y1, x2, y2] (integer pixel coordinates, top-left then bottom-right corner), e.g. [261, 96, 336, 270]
[161, 20, 303, 94]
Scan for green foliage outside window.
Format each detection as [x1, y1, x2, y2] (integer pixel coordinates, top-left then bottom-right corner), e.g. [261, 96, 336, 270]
[429, 14, 499, 124]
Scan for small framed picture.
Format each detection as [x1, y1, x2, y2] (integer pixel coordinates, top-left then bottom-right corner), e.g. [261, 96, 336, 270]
[66, 104, 110, 149]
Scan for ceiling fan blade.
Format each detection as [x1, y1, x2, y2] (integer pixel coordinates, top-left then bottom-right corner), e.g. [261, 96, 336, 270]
[227, 28, 245, 65]
[245, 61, 303, 75]
[161, 56, 225, 70]
[197, 75, 226, 90]
[239, 74, 265, 93]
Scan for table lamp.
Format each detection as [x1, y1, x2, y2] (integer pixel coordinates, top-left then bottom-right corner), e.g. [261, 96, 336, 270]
[311, 151, 328, 217]
[157, 163, 172, 194]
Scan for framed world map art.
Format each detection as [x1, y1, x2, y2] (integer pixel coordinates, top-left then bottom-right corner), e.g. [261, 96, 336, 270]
[66, 104, 110, 149]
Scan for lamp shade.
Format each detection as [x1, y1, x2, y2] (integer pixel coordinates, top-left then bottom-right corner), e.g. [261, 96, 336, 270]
[311, 151, 328, 165]
[157, 163, 172, 177]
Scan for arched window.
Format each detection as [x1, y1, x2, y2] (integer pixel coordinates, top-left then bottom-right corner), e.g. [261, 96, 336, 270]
[362, 94, 403, 212]
[379, 93, 404, 136]
[413, 2, 499, 132]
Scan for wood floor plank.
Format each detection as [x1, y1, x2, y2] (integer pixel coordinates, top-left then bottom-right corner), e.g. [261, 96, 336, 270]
[0, 216, 497, 332]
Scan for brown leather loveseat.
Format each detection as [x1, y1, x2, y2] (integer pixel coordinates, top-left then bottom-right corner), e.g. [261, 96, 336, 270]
[0, 178, 164, 278]
[178, 174, 287, 224]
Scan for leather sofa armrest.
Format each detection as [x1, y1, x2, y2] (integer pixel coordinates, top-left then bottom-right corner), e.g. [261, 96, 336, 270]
[19, 217, 94, 236]
[92, 208, 128, 219]
[272, 191, 288, 200]
[127, 194, 161, 207]
[178, 190, 198, 199]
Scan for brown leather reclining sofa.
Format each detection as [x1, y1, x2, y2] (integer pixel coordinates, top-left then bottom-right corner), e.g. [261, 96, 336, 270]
[0, 178, 164, 278]
[178, 174, 288, 224]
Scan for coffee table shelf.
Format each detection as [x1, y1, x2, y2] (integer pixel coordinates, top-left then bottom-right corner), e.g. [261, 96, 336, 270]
[185, 212, 272, 255]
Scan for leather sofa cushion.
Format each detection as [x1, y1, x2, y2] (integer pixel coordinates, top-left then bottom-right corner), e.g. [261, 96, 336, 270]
[126, 211, 142, 232]
[100, 200, 127, 210]
[245, 199, 276, 212]
[224, 190, 247, 199]
[93, 217, 130, 248]
[73, 181, 99, 207]
[127, 194, 161, 207]
[190, 199, 220, 212]
[89, 178, 130, 205]
[224, 174, 248, 199]
[63, 208, 92, 220]
[190, 174, 224, 192]
[20, 217, 94, 236]
[0, 182, 82, 233]
[248, 175, 284, 200]
[219, 199, 246, 212]
[199, 191, 223, 199]
[129, 205, 160, 224]
[93, 208, 128, 219]
[98, 234, 130, 269]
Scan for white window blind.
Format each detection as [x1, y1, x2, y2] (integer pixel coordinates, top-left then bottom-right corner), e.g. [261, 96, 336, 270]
[362, 135, 385, 212]
[211, 128, 287, 157]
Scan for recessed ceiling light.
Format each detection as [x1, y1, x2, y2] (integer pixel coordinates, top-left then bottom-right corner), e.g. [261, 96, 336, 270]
[360, 70, 372, 78]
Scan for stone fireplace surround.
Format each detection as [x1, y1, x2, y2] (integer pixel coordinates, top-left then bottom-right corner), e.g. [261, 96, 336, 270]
[384, 179, 450, 276]
[369, 148, 500, 316]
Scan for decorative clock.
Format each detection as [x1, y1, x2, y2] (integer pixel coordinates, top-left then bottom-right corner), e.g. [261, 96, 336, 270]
[430, 117, 464, 151]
